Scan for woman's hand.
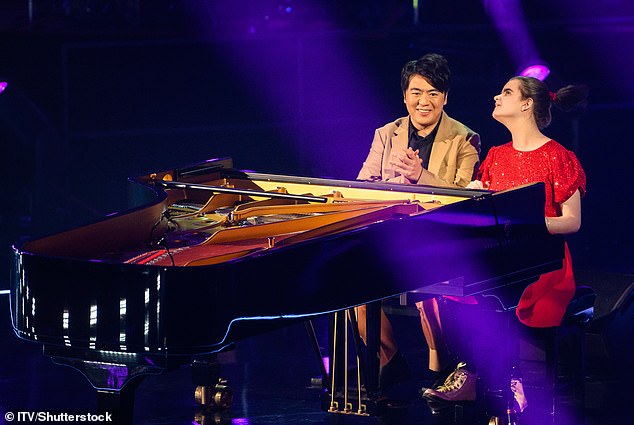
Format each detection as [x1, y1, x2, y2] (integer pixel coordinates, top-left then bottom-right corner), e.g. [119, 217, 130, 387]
[466, 180, 485, 189]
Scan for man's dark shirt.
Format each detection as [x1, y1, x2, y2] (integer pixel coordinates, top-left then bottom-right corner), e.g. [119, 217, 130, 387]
[408, 116, 442, 170]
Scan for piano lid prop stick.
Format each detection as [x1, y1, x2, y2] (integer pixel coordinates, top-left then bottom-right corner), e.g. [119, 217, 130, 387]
[157, 180, 329, 203]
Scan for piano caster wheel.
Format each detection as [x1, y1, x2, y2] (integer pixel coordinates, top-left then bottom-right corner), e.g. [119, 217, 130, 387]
[195, 379, 233, 410]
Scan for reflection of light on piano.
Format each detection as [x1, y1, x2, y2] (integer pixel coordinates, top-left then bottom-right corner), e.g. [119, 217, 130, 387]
[156, 274, 161, 351]
[17, 257, 35, 336]
[120, 298, 127, 351]
[0, 290, 9, 295]
[423, 211, 495, 226]
[90, 303, 98, 349]
[23, 282, 28, 330]
[322, 356, 330, 375]
[231, 418, 251, 425]
[215, 303, 385, 350]
[63, 308, 71, 347]
[98, 351, 139, 358]
[63, 310, 69, 329]
[30, 295, 35, 335]
[90, 304, 98, 325]
[144, 288, 150, 351]
[105, 364, 129, 389]
[17, 255, 26, 329]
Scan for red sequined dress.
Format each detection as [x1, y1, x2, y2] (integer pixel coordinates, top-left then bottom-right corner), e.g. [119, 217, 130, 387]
[478, 140, 586, 328]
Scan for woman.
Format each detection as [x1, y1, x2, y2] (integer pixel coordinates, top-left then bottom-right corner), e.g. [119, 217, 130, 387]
[423, 76, 588, 407]
[473, 76, 587, 328]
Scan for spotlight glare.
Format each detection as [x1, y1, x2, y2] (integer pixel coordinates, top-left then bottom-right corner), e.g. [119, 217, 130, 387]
[0, 81, 7, 94]
[519, 65, 550, 81]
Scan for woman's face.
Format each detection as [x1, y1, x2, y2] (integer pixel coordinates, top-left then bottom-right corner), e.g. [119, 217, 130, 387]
[492, 79, 527, 122]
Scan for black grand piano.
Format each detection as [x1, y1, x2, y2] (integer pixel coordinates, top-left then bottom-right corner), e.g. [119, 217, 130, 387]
[11, 158, 563, 422]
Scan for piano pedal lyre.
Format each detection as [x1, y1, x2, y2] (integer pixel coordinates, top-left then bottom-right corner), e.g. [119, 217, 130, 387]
[324, 309, 372, 416]
[194, 378, 233, 410]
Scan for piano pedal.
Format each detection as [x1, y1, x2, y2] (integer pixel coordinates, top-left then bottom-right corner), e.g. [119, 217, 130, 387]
[194, 378, 233, 411]
[322, 390, 383, 416]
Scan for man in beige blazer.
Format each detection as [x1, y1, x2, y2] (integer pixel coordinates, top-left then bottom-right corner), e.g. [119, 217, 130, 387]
[356, 53, 481, 393]
[358, 55, 480, 188]
[358, 112, 480, 187]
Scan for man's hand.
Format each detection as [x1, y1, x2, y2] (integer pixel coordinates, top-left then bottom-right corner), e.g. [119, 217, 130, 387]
[385, 175, 410, 184]
[389, 147, 423, 183]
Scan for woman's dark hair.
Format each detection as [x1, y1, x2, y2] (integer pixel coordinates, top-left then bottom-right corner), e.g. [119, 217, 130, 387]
[401, 53, 451, 94]
[512, 76, 589, 129]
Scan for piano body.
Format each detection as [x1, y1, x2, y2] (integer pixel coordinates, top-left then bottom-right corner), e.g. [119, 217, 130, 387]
[11, 157, 563, 420]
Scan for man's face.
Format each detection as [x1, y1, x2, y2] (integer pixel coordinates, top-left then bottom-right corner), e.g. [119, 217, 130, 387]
[403, 74, 447, 134]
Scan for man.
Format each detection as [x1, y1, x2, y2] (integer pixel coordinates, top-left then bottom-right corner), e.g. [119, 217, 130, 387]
[356, 53, 480, 395]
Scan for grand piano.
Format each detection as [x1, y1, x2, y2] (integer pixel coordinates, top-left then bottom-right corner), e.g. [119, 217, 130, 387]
[11, 157, 563, 422]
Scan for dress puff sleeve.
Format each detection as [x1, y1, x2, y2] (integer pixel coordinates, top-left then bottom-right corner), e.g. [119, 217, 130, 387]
[551, 148, 587, 204]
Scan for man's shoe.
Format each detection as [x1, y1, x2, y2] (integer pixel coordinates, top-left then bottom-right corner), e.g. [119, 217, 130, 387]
[422, 362, 477, 402]
[418, 363, 456, 397]
[379, 351, 411, 389]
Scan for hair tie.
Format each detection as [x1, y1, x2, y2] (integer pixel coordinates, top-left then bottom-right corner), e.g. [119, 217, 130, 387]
[549, 91, 557, 102]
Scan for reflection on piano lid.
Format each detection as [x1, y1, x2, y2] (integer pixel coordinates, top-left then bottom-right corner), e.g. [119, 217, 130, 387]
[10, 157, 563, 394]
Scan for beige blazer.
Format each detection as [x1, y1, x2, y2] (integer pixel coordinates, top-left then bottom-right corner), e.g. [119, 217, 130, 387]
[357, 112, 480, 188]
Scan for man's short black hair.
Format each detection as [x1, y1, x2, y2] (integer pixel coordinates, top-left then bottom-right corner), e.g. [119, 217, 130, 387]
[400, 53, 451, 94]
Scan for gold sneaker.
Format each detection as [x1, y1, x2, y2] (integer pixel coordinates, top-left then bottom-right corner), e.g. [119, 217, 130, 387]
[422, 362, 477, 402]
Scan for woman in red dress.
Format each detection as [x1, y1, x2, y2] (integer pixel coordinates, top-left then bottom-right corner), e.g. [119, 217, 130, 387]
[422, 76, 588, 405]
[475, 76, 587, 328]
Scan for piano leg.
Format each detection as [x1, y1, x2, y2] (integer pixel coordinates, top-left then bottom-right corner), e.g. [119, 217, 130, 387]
[304, 320, 330, 389]
[484, 309, 521, 425]
[44, 346, 169, 425]
[96, 379, 143, 425]
[192, 357, 233, 411]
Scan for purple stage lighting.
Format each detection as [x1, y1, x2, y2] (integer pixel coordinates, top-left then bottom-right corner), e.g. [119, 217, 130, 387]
[485, 1, 548, 83]
[519, 64, 551, 81]
[0, 81, 7, 94]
